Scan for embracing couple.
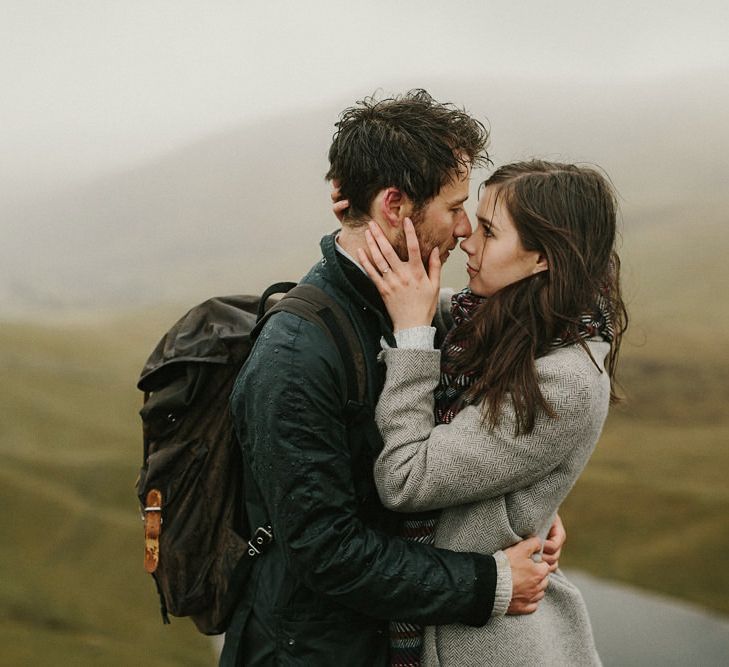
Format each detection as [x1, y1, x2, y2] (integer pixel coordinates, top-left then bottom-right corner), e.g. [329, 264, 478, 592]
[220, 90, 627, 666]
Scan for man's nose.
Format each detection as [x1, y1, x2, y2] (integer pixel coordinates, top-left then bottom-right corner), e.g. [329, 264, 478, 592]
[454, 211, 472, 239]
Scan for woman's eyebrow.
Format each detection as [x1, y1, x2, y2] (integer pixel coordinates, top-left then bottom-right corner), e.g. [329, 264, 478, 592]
[476, 214, 499, 230]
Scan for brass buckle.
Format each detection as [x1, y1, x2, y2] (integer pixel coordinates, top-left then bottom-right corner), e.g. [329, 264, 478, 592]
[142, 505, 163, 524]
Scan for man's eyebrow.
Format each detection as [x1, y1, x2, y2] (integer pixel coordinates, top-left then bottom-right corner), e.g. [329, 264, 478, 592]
[447, 194, 469, 206]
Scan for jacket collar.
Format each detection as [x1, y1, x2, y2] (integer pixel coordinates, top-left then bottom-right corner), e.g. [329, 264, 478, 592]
[319, 232, 396, 347]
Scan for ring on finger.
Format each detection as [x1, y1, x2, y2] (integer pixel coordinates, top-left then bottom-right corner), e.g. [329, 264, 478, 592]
[381, 267, 389, 274]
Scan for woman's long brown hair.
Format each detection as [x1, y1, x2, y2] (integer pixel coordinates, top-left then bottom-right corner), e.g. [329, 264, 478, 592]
[453, 160, 628, 435]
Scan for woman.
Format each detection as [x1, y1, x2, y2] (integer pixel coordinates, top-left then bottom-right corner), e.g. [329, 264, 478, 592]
[357, 160, 627, 666]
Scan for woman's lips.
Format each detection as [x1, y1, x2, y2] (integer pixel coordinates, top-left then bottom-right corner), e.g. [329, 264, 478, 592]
[466, 264, 477, 276]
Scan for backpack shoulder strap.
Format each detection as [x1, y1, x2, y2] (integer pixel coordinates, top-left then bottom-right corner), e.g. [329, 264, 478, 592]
[256, 281, 298, 321]
[255, 283, 367, 409]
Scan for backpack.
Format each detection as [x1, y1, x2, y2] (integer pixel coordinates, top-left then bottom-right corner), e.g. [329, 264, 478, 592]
[136, 281, 367, 635]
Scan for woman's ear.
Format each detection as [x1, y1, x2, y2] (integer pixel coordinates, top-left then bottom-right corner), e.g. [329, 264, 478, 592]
[379, 187, 413, 228]
[532, 252, 549, 275]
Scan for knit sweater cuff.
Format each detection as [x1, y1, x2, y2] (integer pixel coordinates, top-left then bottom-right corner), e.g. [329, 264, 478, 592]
[391, 326, 436, 349]
[491, 550, 513, 617]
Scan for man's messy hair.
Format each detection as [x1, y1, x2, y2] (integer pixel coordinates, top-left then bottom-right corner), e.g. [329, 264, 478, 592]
[326, 89, 490, 225]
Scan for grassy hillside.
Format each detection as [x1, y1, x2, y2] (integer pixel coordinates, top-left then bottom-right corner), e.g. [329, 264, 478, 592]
[560, 212, 729, 614]
[1, 213, 727, 664]
[560, 344, 729, 614]
[0, 314, 213, 666]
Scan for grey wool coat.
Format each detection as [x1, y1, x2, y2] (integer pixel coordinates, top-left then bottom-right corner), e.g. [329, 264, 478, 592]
[374, 341, 610, 666]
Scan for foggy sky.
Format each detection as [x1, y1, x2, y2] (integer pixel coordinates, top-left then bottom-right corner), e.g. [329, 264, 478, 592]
[2, 0, 728, 198]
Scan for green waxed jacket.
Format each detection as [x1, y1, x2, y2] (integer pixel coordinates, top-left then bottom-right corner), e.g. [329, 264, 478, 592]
[220, 233, 496, 666]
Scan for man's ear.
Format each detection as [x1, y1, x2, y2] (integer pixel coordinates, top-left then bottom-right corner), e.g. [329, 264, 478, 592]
[378, 187, 414, 228]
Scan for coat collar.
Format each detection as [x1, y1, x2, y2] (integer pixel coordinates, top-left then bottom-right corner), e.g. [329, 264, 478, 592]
[319, 232, 396, 347]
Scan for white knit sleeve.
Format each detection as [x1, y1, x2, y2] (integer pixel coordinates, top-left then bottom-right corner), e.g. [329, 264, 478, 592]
[491, 550, 513, 617]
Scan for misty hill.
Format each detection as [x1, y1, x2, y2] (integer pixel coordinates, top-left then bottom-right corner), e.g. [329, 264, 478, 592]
[3, 72, 728, 316]
[1, 109, 337, 312]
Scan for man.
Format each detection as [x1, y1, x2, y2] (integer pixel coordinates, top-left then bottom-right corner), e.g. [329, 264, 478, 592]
[221, 90, 562, 666]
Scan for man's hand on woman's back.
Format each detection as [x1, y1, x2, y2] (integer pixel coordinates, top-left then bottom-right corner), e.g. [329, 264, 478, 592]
[504, 537, 550, 615]
[542, 513, 566, 573]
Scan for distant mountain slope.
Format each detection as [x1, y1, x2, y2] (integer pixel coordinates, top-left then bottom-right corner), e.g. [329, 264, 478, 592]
[2, 109, 337, 312]
[3, 72, 728, 314]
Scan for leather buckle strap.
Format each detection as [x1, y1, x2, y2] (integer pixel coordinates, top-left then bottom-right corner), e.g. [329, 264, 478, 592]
[143, 489, 163, 573]
[247, 524, 273, 557]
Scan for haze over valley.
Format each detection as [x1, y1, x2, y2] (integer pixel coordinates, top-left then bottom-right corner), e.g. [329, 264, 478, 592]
[3, 72, 727, 329]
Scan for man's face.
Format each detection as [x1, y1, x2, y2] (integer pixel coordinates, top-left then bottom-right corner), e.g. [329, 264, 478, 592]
[392, 166, 473, 264]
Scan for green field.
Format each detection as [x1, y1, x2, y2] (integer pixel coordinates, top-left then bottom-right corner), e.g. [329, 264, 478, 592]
[560, 213, 729, 614]
[560, 344, 729, 614]
[0, 314, 213, 665]
[2, 216, 727, 665]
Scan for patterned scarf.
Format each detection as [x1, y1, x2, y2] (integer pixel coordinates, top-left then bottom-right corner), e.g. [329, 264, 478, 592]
[435, 288, 614, 424]
[389, 288, 613, 667]
[388, 511, 439, 667]
[434, 289, 491, 425]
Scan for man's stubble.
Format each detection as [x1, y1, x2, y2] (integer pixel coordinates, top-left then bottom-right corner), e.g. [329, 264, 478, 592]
[390, 207, 442, 266]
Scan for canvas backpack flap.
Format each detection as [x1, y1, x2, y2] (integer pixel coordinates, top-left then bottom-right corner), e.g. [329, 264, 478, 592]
[138, 295, 260, 382]
[139, 362, 217, 440]
[137, 364, 214, 512]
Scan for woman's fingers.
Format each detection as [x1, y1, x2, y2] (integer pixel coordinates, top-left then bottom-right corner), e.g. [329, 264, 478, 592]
[403, 218, 423, 269]
[330, 179, 349, 222]
[427, 247, 442, 289]
[357, 248, 387, 290]
[332, 199, 349, 222]
[364, 228, 391, 274]
[368, 221, 403, 271]
[330, 179, 342, 202]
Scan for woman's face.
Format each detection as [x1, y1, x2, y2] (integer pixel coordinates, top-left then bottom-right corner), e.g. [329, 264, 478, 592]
[460, 185, 547, 296]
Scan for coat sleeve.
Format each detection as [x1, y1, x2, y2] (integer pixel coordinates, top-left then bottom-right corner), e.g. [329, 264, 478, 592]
[231, 313, 496, 626]
[373, 347, 595, 512]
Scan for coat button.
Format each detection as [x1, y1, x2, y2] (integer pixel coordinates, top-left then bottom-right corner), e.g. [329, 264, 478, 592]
[288, 638, 296, 646]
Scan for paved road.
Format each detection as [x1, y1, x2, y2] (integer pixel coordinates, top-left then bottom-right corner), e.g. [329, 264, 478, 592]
[569, 570, 729, 666]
